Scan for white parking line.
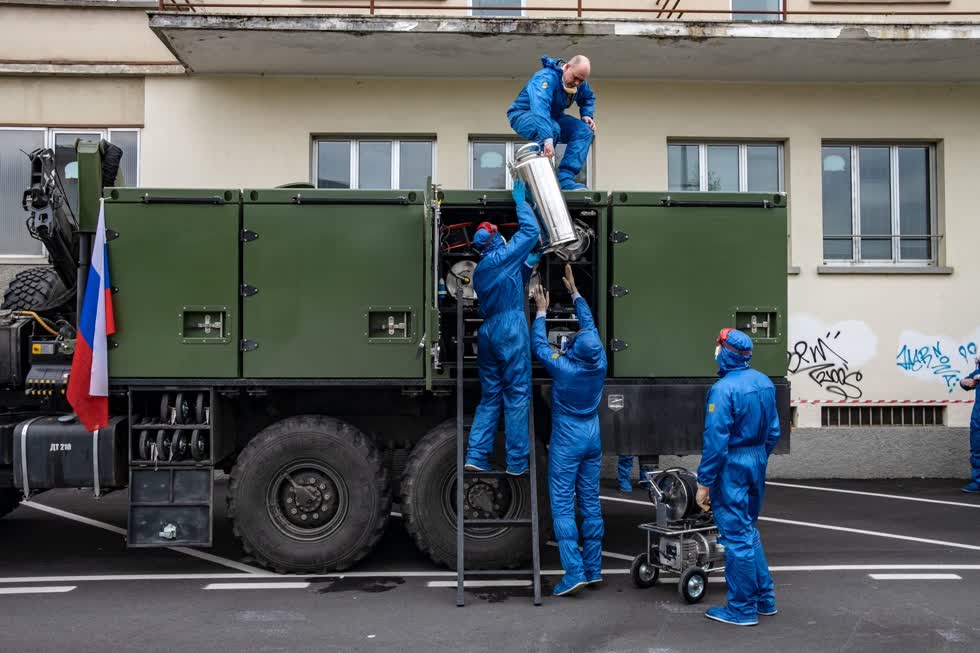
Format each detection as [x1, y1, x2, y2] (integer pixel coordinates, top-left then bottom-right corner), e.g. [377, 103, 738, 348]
[0, 586, 76, 595]
[599, 494, 980, 552]
[428, 580, 531, 588]
[868, 574, 962, 581]
[766, 482, 980, 509]
[204, 582, 311, 590]
[21, 501, 272, 575]
[758, 516, 980, 552]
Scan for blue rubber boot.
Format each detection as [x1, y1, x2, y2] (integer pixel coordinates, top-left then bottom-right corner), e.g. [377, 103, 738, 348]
[705, 606, 759, 626]
[962, 481, 980, 493]
[552, 574, 588, 597]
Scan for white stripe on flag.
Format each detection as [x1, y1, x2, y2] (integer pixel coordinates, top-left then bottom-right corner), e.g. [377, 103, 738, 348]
[90, 199, 108, 397]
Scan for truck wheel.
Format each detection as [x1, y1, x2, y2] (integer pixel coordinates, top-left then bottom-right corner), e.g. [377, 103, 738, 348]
[400, 419, 549, 570]
[1, 267, 68, 312]
[0, 489, 21, 519]
[228, 415, 390, 573]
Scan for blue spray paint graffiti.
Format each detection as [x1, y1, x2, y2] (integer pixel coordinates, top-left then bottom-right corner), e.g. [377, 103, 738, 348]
[959, 342, 978, 366]
[896, 342, 964, 393]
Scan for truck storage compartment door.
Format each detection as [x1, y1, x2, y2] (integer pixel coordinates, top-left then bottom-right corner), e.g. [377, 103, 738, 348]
[608, 192, 788, 378]
[105, 189, 241, 378]
[242, 189, 425, 378]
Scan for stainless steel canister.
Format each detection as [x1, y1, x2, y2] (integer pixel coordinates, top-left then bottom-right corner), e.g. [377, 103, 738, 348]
[510, 143, 578, 253]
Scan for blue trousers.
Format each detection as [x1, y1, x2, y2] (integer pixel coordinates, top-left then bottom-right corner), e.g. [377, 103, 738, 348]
[617, 456, 634, 490]
[711, 446, 776, 619]
[465, 311, 531, 471]
[970, 415, 980, 483]
[508, 111, 593, 188]
[548, 415, 604, 581]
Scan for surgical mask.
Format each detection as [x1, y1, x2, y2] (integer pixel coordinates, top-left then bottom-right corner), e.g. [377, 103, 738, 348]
[714, 345, 721, 361]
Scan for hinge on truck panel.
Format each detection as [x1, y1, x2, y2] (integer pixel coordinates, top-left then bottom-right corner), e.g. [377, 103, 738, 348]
[240, 339, 259, 352]
[609, 231, 629, 243]
[240, 284, 258, 297]
[105, 229, 120, 242]
[610, 339, 629, 352]
[609, 285, 630, 298]
[241, 230, 259, 242]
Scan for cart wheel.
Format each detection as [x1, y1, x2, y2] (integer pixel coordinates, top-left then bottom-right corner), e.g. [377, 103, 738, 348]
[156, 430, 172, 461]
[172, 430, 189, 460]
[195, 392, 206, 424]
[679, 567, 708, 604]
[630, 553, 659, 589]
[160, 393, 171, 423]
[138, 430, 152, 460]
[190, 429, 206, 462]
[174, 392, 188, 425]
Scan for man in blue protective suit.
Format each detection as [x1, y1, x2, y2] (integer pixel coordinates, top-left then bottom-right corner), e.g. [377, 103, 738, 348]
[530, 265, 608, 596]
[696, 328, 781, 626]
[617, 455, 635, 492]
[959, 358, 980, 493]
[507, 55, 596, 191]
[463, 179, 541, 476]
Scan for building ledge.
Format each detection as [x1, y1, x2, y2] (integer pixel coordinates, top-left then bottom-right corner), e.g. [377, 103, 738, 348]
[147, 14, 980, 80]
[817, 265, 954, 275]
[788, 265, 801, 275]
[0, 61, 185, 76]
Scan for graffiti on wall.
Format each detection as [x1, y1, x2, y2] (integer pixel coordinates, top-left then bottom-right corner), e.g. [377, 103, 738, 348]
[896, 330, 980, 393]
[787, 316, 877, 399]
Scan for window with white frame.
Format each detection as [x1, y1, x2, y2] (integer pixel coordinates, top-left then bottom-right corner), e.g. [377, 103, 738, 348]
[470, 138, 592, 190]
[732, 0, 784, 22]
[667, 142, 784, 193]
[821, 143, 936, 265]
[471, 0, 522, 17]
[0, 127, 139, 259]
[314, 138, 435, 190]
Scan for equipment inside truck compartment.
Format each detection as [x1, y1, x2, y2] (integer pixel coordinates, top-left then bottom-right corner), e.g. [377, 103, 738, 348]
[436, 202, 600, 375]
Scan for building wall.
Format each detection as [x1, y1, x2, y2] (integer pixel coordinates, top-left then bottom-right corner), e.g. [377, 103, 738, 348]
[141, 76, 980, 425]
[0, 76, 145, 126]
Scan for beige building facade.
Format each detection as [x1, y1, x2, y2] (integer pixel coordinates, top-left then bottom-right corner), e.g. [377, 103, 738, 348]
[2, 0, 979, 477]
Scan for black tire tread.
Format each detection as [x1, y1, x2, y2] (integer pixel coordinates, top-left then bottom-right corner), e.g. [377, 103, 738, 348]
[227, 415, 390, 574]
[1, 267, 67, 312]
[400, 418, 549, 570]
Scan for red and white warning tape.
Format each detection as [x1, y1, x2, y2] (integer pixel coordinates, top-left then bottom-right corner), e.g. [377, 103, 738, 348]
[792, 399, 974, 405]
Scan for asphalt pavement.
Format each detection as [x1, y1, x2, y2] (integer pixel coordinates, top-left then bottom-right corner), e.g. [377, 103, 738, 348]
[0, 477, 978, 653]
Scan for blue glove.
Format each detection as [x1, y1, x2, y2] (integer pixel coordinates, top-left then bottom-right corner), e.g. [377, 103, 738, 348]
[512, 178, 526, 205]
[524, 251, 541, 267]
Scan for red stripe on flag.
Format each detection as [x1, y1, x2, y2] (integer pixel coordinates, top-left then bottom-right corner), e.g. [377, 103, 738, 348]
[66, 336, 108, 431]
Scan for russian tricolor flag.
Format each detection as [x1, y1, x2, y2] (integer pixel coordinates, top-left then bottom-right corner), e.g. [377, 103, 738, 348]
[67, 198, 116, 432]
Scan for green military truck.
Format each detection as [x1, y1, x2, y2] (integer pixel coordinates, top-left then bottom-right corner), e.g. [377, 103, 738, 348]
[0, 140, 789, 573]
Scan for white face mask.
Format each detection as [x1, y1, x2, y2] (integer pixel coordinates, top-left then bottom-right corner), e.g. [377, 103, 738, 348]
[714, 345, 721, 361]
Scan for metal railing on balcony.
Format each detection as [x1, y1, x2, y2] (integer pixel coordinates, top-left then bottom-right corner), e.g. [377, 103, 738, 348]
[154, 0, 980, 22]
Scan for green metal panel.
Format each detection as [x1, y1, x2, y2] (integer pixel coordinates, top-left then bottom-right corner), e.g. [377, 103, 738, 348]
[609, 191, 787, 378]
[242, 189, 425, 378]
[104, 188, 242, 378]
[76, 141, 103, 233]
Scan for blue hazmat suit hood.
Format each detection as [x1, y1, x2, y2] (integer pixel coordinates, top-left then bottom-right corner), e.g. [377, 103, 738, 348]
[475, 230, 504, 254]
[542, 56, 565, 72]
[566, 328, 604, 370]
[717, 329, 753, 376]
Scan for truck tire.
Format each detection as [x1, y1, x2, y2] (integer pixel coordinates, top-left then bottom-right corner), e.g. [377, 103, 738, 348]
[400, 419, 549, 570]
[1, 267, 68, 312]
[228, 415, 390, 574]
[0, 489, 21, 519]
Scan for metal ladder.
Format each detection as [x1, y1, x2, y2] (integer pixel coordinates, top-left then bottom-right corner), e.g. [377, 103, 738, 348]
[454, 289, 543, 607]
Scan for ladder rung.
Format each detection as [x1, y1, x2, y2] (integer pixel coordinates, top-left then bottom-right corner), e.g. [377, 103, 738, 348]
[464, 518, 532, 527]
[461, 569, 534, 577]
[462, 470, 510, 478]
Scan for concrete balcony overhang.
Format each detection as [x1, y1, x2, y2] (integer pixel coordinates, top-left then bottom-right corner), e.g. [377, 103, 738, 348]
[148, 14, 980, 82]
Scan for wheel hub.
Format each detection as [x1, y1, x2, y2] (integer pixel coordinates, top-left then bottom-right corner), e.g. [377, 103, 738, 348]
[270, 464, 346, 539]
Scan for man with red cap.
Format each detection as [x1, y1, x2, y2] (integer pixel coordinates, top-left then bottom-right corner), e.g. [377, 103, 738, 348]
[696, 328, 781, 626]
[463, 179, 541, 476]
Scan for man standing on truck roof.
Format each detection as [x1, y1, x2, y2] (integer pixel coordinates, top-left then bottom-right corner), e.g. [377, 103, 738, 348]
[463, 179, 540, 477]
[530, 266, 608, 597]
[696, 328, 781, 627]
[507, 55, 596, 191]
